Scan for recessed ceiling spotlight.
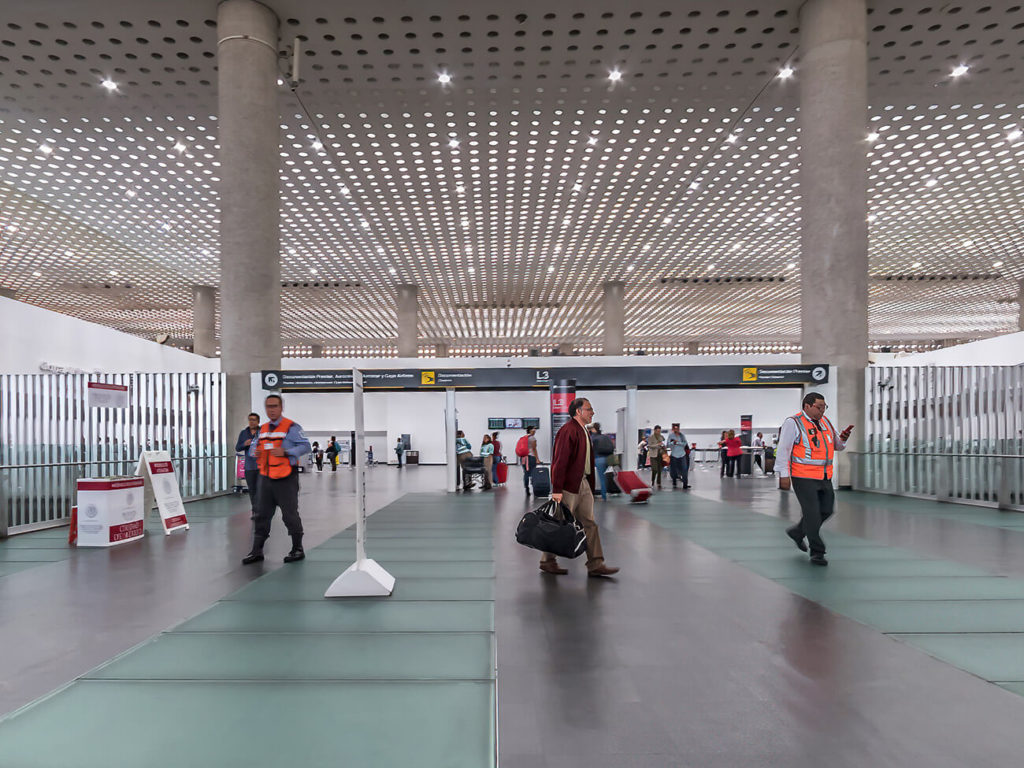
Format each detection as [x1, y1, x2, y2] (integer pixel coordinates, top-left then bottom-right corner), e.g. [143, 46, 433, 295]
[625, 264, 634, 272]
[467, 266, 476, 274]
[867, 214, 877, 223]
[449, 139, 459, 148]
[438, 73, 452, 85]
[587, 135, 598, 145]
[924, 178, 938, 187]
[866, 132, 879, 143]
[962, 239, 974, 248]
[388, 267, 397, 275]
[951, 64, 969, 78]
[785, 263, 796, 270]
[100, 78, 118, 91]
[547, 265, 555, 273]
[725, 134, 738, 144]
[174, 142, 186, 153]
[125, 188, 137, 198]
[39, 144, 54, 155]
[1008, 129, 1022, 142]
[777, 66, 794, 80]
[608, 70, 623, 82]
[311, 140, 323, 151]
[912, 261, 922, 268]
[109, 270, 119, 277]
[460, 218, 470, 228]
[32, 270, 42, 277]
[992, 261, 1004, 268]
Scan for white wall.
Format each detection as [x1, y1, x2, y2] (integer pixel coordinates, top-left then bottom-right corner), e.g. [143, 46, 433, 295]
[878, 331, 1024, 367]
[0, 297, 219, 374]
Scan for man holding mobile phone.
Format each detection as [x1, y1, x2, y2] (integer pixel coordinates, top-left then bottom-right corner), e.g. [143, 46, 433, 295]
[775, 392, 853, 566]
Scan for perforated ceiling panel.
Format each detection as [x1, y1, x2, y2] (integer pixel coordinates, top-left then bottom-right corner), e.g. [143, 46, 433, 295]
[0, 0, 1022, 357]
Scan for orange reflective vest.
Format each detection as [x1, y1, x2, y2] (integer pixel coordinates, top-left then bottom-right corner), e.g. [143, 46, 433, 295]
[788, 411, 837, 480]
[257, 417, 295, 479]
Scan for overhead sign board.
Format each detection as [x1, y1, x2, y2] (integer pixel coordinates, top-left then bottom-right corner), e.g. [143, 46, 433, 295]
[262, 364, 828, 392]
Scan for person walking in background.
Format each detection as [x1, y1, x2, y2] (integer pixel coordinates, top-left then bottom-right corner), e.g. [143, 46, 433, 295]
[666, 423, 690, 489]
[480, 434, 494, 491]
[311, 441, 324, 472]
[647, 425, 666, 489]
[517, 425, 539, 496]
[752, 432, 765, 473]
[590, 422, 615, 501]
[725, 430, 742, 477]
[777, 392, 853, 566]
[242, 394, 312, 565]
[491, 431, 502, 484]
[394, 437, 404, 468]
[455, 430, 473, 491]
[234, 412, 261, 520]
[325, 436, 339, 472]
[636, 435, 648, 471]
[541, 397, 619, 578]
[717, 430, 729, 477]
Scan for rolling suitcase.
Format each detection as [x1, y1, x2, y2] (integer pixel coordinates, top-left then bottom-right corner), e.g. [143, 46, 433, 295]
[495, 460, 508, 485]
[605, 470, 622, 495]
[615, 470, 652, 503]
[531, 465, 551, 497]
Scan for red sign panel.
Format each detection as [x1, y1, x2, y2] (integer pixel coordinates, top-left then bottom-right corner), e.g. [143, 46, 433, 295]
[148, 461, 175, 474]
[163, 514, 188, 530]
[109, 519, 144, 542]
[77, 477, 145, 492]
[87, 383, 129, 392]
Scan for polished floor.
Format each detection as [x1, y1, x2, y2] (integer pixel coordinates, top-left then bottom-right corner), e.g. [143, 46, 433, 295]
[2, 463, 1024, 766]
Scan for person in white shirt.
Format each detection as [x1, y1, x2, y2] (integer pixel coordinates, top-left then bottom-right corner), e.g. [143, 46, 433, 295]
[752, 432, 765, 473]
[776, 392, 853, 566]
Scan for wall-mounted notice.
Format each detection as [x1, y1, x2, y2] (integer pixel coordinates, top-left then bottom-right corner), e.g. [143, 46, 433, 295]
[136, 451, 189, 534]
[87, 382, 128, 408]
[75, 476, 145, 547]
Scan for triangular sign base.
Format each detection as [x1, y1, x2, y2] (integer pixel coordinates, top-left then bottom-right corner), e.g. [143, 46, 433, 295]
[324, 559, 396, 598]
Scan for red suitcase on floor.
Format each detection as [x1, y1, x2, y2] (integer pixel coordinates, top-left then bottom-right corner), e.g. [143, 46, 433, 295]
[615, 470, 652, 503]
[495, 460, 508, 485]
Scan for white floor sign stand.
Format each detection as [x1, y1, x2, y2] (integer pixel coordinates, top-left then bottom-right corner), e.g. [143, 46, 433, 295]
[135, 451, 190, 534]
[325, 368, 396, 598]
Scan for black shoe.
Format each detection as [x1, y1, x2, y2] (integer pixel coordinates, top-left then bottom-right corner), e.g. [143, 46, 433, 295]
[283, 548, 305, 563]
[810, 555, 828, 566]
[683, 485, 691, 489]
[241, 551, 264, 565]
[786, 527, 808, 552]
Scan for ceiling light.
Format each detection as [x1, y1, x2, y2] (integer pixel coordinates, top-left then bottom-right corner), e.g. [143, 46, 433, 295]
[587, 136, 598, 145]
[924, 178, 937, 187]
[437, 73, 452, 85]
[962, 239, 974, 248]
[951, 64, 969, 78]
[174, 142, 186, 153]
[992, 261, 1004, 268]
[32, 271, 41, 277]
[449, 139, 459, 148]
[277, 78, 285, 86]
[125, 188, 136, 198]
[311, 140, 323, 151]
[785, 263, 796, 270]
[866, 132, 879, 143]
[912, 261, 922, 268]
[468, 266, 476, 274]
[777, 66, 794, 80]
[1008, 130, 1022, 142]
[725, 134, 737, 144]
[101, 79, 118, 91]
[608, 70, 623, 82]
[39, 144, 53, 154]
[388, 267, 397, 275]
[625, 265, 634, 272]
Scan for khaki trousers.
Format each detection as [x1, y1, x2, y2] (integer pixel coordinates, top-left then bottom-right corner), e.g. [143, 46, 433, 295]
[541, 477, 604, 570]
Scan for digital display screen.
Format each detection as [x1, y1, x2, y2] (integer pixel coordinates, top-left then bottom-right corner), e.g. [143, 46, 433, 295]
[504, 417, 523, 429]
[487, 418, 506, 430]
[522, 418, 541, 429]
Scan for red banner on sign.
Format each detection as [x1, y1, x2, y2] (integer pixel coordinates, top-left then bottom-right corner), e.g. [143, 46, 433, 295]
[109, 520, 144, 542]
[87, 383, 129, 392]
[163, 514, 188, 530]
[77, 477, 145, 492]
[148, 461, 175, 474]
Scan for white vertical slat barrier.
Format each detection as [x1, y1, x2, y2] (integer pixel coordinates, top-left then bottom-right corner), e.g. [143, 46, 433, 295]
[325, 369, 396, 598]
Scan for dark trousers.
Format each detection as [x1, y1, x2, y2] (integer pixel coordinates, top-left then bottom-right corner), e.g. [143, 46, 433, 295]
[720, 449, 728, 476]
[522, 455, 537, 490]
[725, 455, 739, 477]
[754, 454, 763, 471]
[244, 468, 260, 513]
[314, 454, 323, 470]
[790, 477, 835, 557]
[669, 456, 689, 487]
[327, 451, 337, 471]
[253, 470, 303, 551]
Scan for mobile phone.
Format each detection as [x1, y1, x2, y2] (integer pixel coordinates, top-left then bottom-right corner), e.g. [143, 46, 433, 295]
[844, 425, 854, 433]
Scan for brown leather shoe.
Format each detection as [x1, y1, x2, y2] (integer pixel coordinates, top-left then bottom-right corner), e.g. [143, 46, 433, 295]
[539, 561, 568, 575]
[588, 565, 620, 578]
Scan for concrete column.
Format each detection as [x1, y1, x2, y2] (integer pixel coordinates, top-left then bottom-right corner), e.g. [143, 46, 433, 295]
[602, 281, 625, 356]
[557, 343, 574, 356]
[396, 284, 418, 358]
[217, 0, 281, 436]
[798, 0, 868, 487]
[192, 285, 217, 357]
[1017, 279, 1024, 331]
[624, 386, 638, 469]
[445, 388, 458, 493]
[310, 343, 324, 358]
[434, 343, 450, 358]
[687, 341, 700, 356]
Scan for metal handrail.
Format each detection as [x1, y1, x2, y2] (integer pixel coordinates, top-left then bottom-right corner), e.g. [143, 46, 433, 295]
[0, 455, 235, 471]
[847, 451, 1024, 459]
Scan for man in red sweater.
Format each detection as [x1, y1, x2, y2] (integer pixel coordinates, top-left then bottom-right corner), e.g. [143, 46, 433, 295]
[541, 397, 620, 578]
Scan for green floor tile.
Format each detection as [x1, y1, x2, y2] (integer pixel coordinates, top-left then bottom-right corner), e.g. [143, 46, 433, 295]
[777, 576, 1024, 603]
[827, 600, 1024, 634]
[87, 632, 494, 681]
[0, 562, 36, 577]
[0, 538, 73, 549]
[228, 576, 494, 602]
[265, 560, 494, 580]
[0, 548, 76, 562]
[176, 600, 494, 634]
[306, 547, 493, 563]
[896, 634, 1024, 681]
[740, 557, 988, 580]
[318, 537, 492, 550]
[0, 680, 495, 768]
[732, 547, 919, 563]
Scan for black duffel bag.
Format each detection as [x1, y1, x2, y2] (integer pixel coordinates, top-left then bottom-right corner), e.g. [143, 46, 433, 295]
[515, 499, 587, 559]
